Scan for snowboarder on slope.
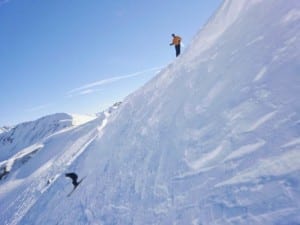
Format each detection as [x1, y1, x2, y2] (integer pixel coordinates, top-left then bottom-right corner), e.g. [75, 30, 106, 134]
[170, 33, 182, 57]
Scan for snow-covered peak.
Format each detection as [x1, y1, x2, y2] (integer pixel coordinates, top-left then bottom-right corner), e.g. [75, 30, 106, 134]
[0, 103, 121, 182]
[0, 126, 10, 134]
[0, 113, 96, 162]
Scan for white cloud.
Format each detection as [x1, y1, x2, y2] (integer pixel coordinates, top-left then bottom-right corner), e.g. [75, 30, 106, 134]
[67, 66, 162, 98]
[79, 89, 95, 95]
[67, 88, 102, 98]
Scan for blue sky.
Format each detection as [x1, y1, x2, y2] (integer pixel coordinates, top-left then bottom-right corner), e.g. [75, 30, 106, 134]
[0, 0, 222, 126]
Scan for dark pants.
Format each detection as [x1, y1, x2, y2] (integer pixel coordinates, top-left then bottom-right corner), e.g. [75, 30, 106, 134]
[175, 44, 181, 57]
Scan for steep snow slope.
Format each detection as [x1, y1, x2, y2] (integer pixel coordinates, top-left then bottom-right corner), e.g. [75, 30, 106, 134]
[2, 0, 300, 224]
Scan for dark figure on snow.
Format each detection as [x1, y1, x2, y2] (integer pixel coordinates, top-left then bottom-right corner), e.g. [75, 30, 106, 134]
[170, 33, 182, 57]
[65, 172, 80, 189]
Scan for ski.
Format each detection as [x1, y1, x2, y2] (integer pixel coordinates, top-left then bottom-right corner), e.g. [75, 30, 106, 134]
[67, 177, 85, 197]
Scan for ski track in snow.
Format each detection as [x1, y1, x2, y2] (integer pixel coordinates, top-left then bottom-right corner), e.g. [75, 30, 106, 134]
[281, 9, 300, 24]
[224, 139, 266, 161]
[246, 36, 264, 47]
[246, 111, 277, 132]
[217, 149, 300, 187]
[186, 142, 225, 171]
[196, 81, 227, 113]
[253, 66, 268, 82]
[281, 137, 300, 148]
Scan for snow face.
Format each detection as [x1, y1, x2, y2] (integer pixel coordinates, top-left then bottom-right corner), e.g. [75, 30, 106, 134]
[1, 0, 300, 224]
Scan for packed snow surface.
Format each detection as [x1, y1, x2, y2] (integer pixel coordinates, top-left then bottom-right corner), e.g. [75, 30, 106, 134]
[1, 0, 300, 224]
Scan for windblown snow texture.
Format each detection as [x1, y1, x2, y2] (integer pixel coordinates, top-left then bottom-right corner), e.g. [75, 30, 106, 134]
[1, 0, 300, 224]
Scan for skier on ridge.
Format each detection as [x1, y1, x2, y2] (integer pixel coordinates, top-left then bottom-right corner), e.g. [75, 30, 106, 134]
[170, 33, 182, 57]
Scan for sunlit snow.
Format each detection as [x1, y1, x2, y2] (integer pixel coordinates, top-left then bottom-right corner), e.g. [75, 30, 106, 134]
[1, 0, 300, 224]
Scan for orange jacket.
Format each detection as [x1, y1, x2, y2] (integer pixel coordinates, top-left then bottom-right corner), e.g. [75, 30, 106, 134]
[171, 36, 181, 45]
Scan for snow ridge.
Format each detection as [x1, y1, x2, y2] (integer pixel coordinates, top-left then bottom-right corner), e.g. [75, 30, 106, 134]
[0, 105, 120, 225]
